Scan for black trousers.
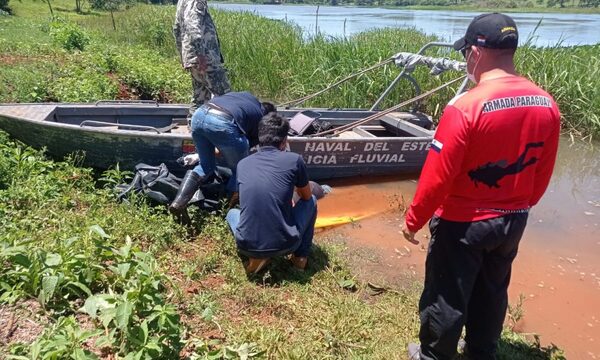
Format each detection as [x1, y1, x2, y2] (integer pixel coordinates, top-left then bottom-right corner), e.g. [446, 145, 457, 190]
[419, 213, 528, 360]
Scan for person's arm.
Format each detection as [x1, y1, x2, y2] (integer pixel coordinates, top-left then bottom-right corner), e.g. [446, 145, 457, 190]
[242, 94, 262, 147]
[294, 156, 311, 201]
[529, 111, 561, 206]
[181, 0, 210, 69]
[296, 184, 312, 201]
[404, 105, 470, 233]
[247, 121, 259, 148]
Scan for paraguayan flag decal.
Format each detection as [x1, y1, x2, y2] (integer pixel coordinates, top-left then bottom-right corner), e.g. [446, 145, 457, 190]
[431, 138, 443, 153]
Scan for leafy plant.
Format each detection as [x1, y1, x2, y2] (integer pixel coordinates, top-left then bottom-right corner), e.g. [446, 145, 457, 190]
[99, 164, 134, 189]
[1, 227, 184, 358]
[7, 316, 102, 360]
[187, 339, 264, 360]
[0, 135, 186, 358]
[48, 19, 90, 51]
[79, 236, 183, 358]
[507, 293, 526, 329]
[49, 68, 118, 102]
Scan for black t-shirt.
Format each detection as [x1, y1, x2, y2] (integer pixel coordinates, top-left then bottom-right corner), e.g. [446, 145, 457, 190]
[234, 146, 309, 253]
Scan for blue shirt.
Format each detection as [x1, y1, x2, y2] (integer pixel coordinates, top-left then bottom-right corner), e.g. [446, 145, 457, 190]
[209, 91, 263, 146]
[235, 146, 309, 253]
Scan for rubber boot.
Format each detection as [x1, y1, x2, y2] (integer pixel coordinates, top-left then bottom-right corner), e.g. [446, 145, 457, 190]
[169, 170, 203, 214]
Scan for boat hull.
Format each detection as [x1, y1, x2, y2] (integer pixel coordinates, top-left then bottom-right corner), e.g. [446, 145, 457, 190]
[288, 137, 431, 179]
[0, 104, 191, 174]
[0, 104, 433, 180]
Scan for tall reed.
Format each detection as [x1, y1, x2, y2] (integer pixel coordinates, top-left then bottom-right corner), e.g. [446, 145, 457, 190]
[518, 44, 600, 137]
[86, 5, 599, 134]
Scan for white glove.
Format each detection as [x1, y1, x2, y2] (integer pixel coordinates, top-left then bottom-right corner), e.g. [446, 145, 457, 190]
[183, 153, 200, 166]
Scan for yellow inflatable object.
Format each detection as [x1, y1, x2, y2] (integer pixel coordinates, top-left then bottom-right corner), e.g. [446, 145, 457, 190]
[315, 215, 367, 229]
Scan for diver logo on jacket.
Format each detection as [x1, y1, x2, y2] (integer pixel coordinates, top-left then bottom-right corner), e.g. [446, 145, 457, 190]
[468, 142, 544, 188]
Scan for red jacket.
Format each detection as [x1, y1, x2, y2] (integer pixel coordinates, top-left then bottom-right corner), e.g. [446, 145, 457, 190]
[405, 75, 561, 232]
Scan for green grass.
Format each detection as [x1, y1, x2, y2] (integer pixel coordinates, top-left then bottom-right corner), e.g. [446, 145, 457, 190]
[0, 132, 566, 359]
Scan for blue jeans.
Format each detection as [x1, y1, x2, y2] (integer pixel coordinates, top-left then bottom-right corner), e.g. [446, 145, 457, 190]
[226, 196, 317, 258]
[190, 106, 249, 193]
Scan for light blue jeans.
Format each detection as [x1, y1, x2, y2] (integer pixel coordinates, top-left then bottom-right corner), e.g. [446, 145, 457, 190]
[226, 196, 317, 258]
[190, 106, 248, 193]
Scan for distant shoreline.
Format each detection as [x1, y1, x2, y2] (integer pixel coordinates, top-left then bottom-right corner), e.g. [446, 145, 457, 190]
[211, 1, 600, 14]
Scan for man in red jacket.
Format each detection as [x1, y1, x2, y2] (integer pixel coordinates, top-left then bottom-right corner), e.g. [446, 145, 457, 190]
[402, 13, 561, 360]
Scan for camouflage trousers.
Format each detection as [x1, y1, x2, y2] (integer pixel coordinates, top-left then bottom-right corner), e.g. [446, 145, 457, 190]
[188, 65, 231, 121]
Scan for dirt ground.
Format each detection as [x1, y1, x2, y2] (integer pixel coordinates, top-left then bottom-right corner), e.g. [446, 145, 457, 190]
[0, 299, 47, 347]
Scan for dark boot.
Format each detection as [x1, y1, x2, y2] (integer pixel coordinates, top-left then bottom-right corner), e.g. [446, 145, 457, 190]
[169, 170, 203, 214]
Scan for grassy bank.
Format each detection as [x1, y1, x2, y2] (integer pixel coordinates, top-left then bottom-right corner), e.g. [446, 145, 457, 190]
[0, 132, 567, 359]
[1, 0, 599, 138]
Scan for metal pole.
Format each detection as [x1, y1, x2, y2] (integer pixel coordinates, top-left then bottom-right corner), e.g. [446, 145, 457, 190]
[370, 42, 456, 111]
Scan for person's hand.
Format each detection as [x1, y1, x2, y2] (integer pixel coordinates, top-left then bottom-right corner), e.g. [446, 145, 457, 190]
[401, 223, 419, 245]
[183, 153, 200, 166]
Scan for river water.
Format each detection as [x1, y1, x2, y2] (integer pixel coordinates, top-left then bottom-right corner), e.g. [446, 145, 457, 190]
[316, 137, 600, 359]
[212, 3, 600, 46]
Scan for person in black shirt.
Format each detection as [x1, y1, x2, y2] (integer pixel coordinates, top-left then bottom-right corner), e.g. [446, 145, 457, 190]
[170, 91, 275, 216]
[226, 113, 317, 273]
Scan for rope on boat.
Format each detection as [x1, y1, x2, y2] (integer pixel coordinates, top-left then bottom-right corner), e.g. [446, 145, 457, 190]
[392, 52, 466, 75]
[277, 58, 395, 108]
[308, 75, 467, 138]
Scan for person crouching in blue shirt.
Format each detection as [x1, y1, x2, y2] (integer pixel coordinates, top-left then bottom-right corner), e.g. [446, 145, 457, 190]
[226, 113, 317, 273]
[169, 91, 276, 217]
